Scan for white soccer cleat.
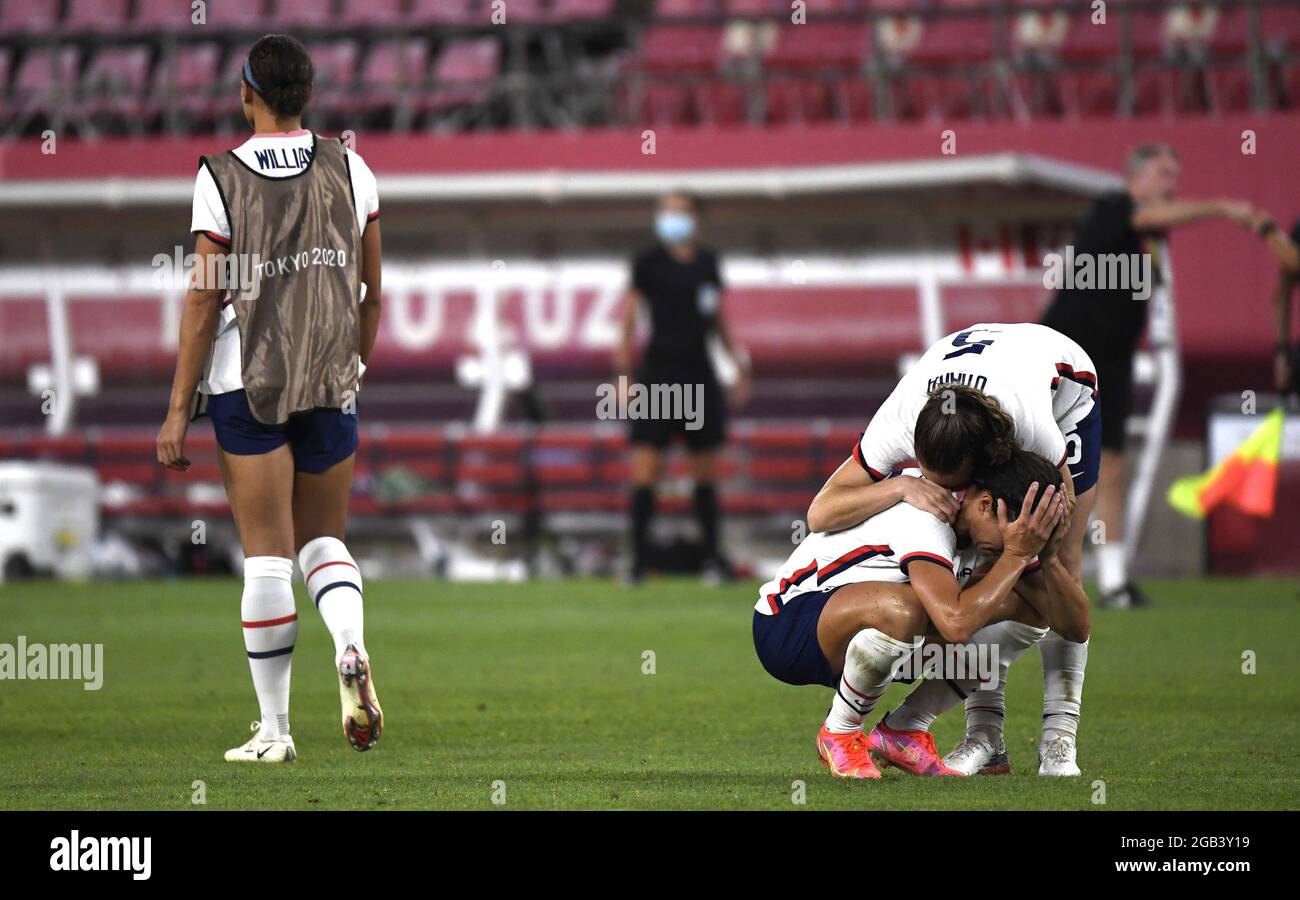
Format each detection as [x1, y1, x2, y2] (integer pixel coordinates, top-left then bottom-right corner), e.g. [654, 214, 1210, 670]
[224, 733, 297, 763]
[338, 644, 383, 752]
[944, 732, 1011, 776]
[1037, 733, 1081, 776]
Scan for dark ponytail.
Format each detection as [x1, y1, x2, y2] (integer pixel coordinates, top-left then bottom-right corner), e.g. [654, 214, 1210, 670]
[245, 35, 314, 119]
[913, 383, 1017, 475]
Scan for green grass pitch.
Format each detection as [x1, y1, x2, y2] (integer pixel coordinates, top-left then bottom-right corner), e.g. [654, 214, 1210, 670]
[1, 576, 1298, 810]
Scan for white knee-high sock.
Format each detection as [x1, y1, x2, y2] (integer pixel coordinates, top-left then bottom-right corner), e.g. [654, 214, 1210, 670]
[963, 620, 1049, 741]
[1040, 631, 1088, 740]
[1096, 542, 1126, 595]
[241, 556, 297, 740]
[299, 537, 366, 664]
[824, 629, 914, 734]
[885, 620, 1047, 737]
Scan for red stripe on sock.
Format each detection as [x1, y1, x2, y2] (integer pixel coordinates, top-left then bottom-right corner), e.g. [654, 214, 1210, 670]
[242, 613, 298, 629]
[306, 560, 358, 582]
[842, 678, 882, 702]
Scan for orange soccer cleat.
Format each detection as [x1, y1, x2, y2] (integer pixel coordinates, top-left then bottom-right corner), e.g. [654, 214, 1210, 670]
[816, 722, 882, 779]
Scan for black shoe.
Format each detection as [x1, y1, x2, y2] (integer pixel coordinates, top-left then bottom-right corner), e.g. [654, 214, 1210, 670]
[1098, 581, 1151, 609]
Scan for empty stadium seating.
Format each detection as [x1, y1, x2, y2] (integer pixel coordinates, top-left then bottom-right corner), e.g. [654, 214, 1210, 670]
[0, 423, 863, 523]
[1, 1, 1298, 138]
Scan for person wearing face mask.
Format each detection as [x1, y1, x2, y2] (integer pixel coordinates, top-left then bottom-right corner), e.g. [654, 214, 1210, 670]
[615, 191, 751, 585]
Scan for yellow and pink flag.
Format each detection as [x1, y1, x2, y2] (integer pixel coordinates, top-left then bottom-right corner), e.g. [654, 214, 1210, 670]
[1168, 408, 1284, 519]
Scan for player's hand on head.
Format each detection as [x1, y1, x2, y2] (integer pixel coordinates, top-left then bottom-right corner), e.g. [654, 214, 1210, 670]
[998, 482, 1066, 561]
[897, 474, 960, 524]
[1038, 510, 1071, 560]
[156, 410, 191, 471]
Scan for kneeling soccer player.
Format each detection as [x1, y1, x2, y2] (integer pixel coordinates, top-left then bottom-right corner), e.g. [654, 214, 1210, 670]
[753, 450, 1086, 779]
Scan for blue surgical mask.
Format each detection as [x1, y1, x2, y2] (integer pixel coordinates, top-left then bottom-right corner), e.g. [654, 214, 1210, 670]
[655, 210, 696, 245]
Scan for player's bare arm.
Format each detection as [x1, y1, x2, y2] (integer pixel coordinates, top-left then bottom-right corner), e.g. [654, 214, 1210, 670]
[613, 287, 641, 379]
[1016, 516, 1091, 642]
[156, 233, 226, 472]
[1275, 269, 1296, 391]
[808, 457, 959, 533]
[1257, 215, 1299, 273]
[1131, 198, 1258, 232]
[713, 296, 751, 408]
[359, 219, 382, 367]
[907, 483, 1065, 644]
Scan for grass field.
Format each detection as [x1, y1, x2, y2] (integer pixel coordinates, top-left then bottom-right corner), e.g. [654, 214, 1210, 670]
[1, 576, 1298, 810]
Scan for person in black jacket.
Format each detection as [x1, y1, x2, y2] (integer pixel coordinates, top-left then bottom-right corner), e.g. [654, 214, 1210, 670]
[614, 191, 751, 583]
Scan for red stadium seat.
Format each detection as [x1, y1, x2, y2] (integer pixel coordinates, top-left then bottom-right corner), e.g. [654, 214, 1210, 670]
[339, 0, 406, 27]
[764, 78, 833, 123]
[723, 0, 781, 16]
[133, 0, 198, 32]
[1261, 3, 1300, 57]
[655, 0, 721, 20]
[64, 0, 130, 34]
[305, 40, 360, 117]
[1, 0, 60, 34]
[549, 0, 617, 22]
[148, 43, 222, 123]
[499, 0, 550, 23]
[640, 24, 725, 74]
[766, 22, 871, 72]
[76, 45, 153, 122]
[347, 39, 430, 124]
[835, 76, 875, 121]
[408, 0, 483, 26]
[207, 0, 265, 30]
[693, 78, 749, 125]
[425, 37, 500, 114]
[268, 0, 331, 29]
[631, 81, 695, 125]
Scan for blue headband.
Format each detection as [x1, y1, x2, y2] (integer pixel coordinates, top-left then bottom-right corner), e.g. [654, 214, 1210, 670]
[242, 58, 264, 94]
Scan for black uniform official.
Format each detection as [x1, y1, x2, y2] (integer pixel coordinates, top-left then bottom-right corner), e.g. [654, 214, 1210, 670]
[627, 243, 728, 451]
[617, 192, 748, 584]
[1041, 191, 1167, 454]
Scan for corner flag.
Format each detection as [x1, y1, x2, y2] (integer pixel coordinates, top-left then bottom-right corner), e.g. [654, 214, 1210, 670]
[1168, 408, 1284, 519]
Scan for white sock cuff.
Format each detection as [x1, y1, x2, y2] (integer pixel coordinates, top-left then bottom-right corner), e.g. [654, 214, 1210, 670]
[298, 537, 359, 580]
[245, 556, 294, 582]
[853, 628, 915, 656]
[1041, 630, 1087, 648]
[1004, 620, 1050, 645]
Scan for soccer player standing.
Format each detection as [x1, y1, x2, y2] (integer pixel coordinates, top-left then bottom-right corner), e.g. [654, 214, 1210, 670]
[156, 35, 384, 762]
[615, 191, 751, 583]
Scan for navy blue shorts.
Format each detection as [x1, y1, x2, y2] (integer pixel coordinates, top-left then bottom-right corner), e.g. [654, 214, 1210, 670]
[1063, 397, 1102, 495]
[753, 587, 840, 689]
[205, 390, 358, 475]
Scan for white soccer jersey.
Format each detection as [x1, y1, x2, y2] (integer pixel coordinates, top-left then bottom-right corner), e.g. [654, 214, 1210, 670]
[189, 130, 380, 395]
[854, 323, 1097, 480]
[755, 470, 977, 615]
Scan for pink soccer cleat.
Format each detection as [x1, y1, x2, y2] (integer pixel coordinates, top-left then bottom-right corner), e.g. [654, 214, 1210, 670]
[866, 718, 964, 776]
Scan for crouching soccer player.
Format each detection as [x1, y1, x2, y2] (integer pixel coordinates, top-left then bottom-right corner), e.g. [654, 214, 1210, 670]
[753, 450, 1087, 779]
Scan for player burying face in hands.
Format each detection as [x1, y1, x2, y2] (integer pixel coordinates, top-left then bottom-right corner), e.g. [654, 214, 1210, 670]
[753, 450, 1085, 780]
